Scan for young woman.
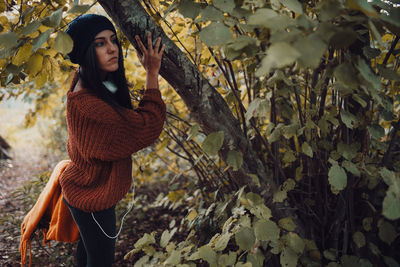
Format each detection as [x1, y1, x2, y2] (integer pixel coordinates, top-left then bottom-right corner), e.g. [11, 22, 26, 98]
[60, 14, 166, 266]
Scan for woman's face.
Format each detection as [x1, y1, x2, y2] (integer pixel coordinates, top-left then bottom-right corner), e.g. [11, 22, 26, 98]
[94, 30, 119, 77]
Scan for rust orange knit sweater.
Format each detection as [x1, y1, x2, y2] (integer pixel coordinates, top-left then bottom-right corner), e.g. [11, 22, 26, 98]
[59, 74, 166, 212]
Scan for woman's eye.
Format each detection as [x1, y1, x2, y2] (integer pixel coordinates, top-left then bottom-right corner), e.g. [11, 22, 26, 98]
[95, 42, 104, 47]
[112, 38, 118, 44]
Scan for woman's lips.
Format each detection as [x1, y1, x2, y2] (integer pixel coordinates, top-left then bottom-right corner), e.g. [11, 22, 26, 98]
[109, 57, 118, 62]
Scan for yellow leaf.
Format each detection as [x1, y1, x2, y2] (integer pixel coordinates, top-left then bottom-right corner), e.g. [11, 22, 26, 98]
[35, 68, 47, 87]
[0, 59, 6, 69]
[0, 16, 8, 26]
[26, 53, 43, 76]
[167, 190, 185, 202]
[12, 43, 32, 66]
[187, 209, 198, 221]
[54, 31, 73, 55]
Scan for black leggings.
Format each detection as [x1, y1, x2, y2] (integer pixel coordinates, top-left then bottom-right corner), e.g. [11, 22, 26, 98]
[63, 198, 116, 267]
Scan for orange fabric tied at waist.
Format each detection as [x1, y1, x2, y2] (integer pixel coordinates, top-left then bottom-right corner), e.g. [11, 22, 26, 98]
[19, 160, 79, 267]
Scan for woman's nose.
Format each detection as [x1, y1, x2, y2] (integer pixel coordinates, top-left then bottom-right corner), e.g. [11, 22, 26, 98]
[107, 41, 117, 53]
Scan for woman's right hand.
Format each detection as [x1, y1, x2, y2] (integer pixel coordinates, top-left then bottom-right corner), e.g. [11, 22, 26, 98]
[135, 32, 165, 77]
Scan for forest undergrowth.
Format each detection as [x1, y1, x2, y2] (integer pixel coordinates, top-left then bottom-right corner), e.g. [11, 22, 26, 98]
[0, 157, 189, 267]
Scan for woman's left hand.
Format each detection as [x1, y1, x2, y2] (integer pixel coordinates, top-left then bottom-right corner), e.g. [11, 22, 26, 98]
[135, 32, 165, 76]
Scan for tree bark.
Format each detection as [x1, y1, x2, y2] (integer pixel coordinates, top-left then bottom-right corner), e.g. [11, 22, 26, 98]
[98, 0, 273, 190]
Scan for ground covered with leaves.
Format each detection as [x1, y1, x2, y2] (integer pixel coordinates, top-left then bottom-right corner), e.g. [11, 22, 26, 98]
[0, 154, 187, 267]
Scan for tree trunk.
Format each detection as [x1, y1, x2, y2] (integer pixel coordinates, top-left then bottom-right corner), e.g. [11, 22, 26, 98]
[98, 0, 273, 189]
[98, 0, 306, 238]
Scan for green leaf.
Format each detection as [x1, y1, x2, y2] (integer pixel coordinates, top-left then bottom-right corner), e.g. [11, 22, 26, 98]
[279, 0, 303, 14]
[248, 173, 261, 187]
[262, 14, 295, 32]
[224, 35, 258, 60]
[280, 247, 298, 267]
[283, 178, 296, 191]
[187, 123, 200, 141]
[198, 245, 217, 265]
[54, 31, 73, 55]
[199, 22, 232, 46]
[284, 232, 305, 254]
[316, 0, 342, 21]
[341, 255, 359, 267]
[363, 46, 381, 59]
[301, 142, 313, 157]
[282, 123, 298, 139]
[341, 110, 356, 129]
[0, 32, 18, 49]
[378, 221, 396, 245]
[334, 62, 358, 89]
[249, 204, 272, 220]
[279, 217, 297, 231]
[246, 192, 263, 206]
[283, 150, 296, 163]
[247, 250, 265, 267]
[218, 252, 236, 266]
[347, 0, 378, 17]
[134, 233, 155, 249]
[254, 219, 280, 242]
[215, 232, 232, 251]
[213, 0, 236, 13]
[293, 33, 327, 68]
[227, 150, 243, 171]
[378, 64, 400, 81]
[383, 189, 400, 220]
[380, 168, 396, 186]
[269, 125, 282, 143]
[5, 73, 13, 86]
[337, 142, 359, 161]
[363, 217, 373, 232]
[323, 248, 337, 261]
[165, 250, 181, 265]
[359, 259, 373, 267]
[178, 0, 201, 19]
[352, 231, 366, 248]
[21, 21, 41, 36]
[160, 230, 172, 248]
[342, 160, 360, 177]
[68, 4, 91, 13]
[256, 42, 300, 76]
[248, 8, 278, 25]
[235, 226, 256, 250]
[236, 262, 253, 267]
[199, 5, 224, 21]
[201, 131, 224, 156]
[357, 58, 381, 91]
[41, 8, 63, 28]
[273, 190, 287, 203]
[383, 256, 400, 267]
[367, 124, 384, 140]
[245, 98, 263, 121]
[32, 29, 52, 52]
[352, 94, 368, 108]
[328, 164, 347, 193]
[134, 255, 150, 266]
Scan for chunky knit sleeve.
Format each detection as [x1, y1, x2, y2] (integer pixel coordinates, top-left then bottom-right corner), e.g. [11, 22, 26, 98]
[103, 89, 166, 160]
[67, 88, 166, 162]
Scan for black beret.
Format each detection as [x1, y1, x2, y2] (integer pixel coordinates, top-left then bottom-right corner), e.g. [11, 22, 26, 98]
[65, 14, 116, 64]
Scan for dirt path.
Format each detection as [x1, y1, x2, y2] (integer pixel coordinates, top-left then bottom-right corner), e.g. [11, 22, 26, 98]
[0, 148, 54, 207]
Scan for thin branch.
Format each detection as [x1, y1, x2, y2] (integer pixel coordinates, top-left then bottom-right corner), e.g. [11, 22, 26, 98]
[382, 35, 399, 66]
[143, 0, 197, 64]
[225, 59, 248, 136]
